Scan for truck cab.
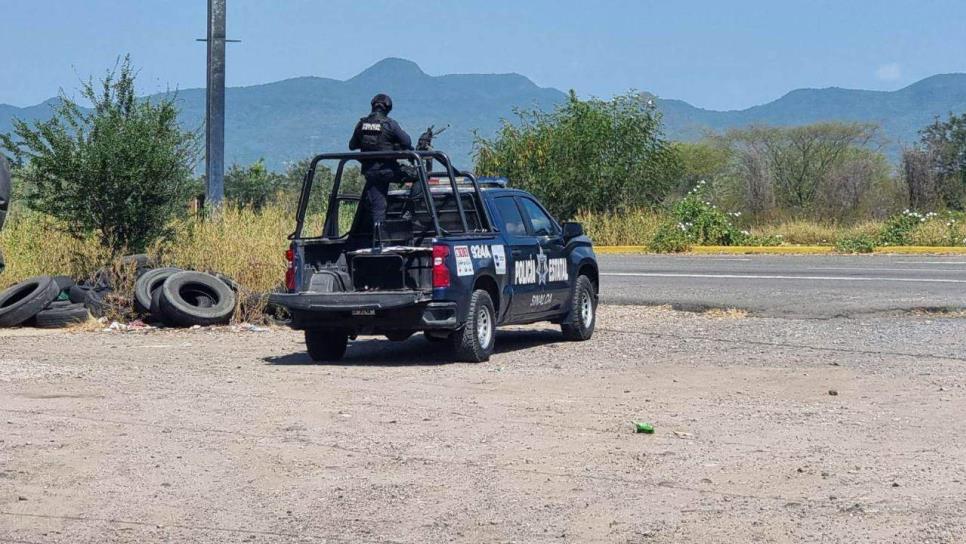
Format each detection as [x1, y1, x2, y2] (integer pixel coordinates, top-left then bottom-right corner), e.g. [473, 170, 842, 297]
[270, 150, 598, 362]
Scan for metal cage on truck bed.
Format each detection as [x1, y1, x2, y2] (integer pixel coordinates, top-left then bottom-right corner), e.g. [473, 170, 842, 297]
[290, 150, 495, 242]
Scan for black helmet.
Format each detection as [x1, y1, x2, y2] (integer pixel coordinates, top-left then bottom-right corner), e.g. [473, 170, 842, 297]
[370, 93, 392, 113]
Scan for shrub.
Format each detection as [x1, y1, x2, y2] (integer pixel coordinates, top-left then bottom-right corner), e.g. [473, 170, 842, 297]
[647, 221, 691, 253]
[0, 56, 199, 254]
[666, 180, 749, 246]
[879, 210, 934, 246]
[475, 91, 681, 218]
[835, 235, 876, 253]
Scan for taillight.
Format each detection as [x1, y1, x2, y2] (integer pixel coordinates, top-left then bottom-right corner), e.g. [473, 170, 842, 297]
[432, 244, 450, 288]
[285, 246, 296, 291]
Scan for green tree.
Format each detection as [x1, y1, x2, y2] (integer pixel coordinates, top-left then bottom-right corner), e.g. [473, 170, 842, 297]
[717, 123, 884, 221]
[672, 140, 731, 194]
[1, 57, 199, 253]
[919, 113, 966, 209]
[225, 159, 286, 210]
[474, 91, 681, 218]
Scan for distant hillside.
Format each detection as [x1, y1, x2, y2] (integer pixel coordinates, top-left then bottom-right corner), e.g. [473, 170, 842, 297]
[2, 59, 965, 169]
[656, 73, 966, 158]
[0, 58, 566, 171]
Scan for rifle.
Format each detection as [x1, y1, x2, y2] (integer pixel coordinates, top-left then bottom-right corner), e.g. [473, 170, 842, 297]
[416, 124, 449, 171]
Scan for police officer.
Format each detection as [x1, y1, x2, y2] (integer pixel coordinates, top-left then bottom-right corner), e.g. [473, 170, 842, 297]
[0, 156, 10, 274]
[348, 94, 412, 234]
[0, 155, 10, 231]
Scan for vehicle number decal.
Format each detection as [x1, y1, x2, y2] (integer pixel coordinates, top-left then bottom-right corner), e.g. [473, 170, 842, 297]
[470, 245, 491, 259]
[491, 245, 506, 275]
[454, 245, 474, 276]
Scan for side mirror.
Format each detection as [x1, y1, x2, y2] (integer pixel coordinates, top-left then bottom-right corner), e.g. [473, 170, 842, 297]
[562, 221, 584, 241]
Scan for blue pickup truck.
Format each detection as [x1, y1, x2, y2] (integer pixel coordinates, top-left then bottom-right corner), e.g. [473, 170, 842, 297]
[270, 150, 598, 362]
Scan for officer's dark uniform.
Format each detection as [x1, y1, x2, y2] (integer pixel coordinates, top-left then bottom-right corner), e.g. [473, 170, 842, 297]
[0, 156, 11, 273]
[0, 156, 10, 229]
[348, 94, 412, 230]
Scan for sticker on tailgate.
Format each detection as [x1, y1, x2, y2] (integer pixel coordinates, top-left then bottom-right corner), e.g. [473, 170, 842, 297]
[454, 245, 474, 276]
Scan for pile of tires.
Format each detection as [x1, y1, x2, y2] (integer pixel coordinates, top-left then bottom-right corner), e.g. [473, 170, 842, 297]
[0, 275, 91, 329]
[1, 255, 237, 329]
[134, 268, 236, 327]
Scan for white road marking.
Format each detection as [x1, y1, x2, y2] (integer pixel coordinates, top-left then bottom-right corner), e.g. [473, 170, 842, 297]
[601, 272, 966, 284]
[808, 267, 966, 273]
[904, 261, 966, 265]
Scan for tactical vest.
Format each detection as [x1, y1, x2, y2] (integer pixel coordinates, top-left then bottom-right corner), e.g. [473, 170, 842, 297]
[358, 112, 394, 152]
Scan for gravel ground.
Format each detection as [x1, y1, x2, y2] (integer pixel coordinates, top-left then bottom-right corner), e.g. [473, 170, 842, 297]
[1, 306, 965, 543]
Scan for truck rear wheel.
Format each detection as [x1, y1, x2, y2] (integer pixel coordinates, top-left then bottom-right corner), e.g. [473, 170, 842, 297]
[450, 289, 495, 362]
[561, 275, 596, 341]
[305, 329, 348, 362]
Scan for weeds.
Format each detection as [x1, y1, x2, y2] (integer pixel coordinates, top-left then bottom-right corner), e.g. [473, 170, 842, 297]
[834, 235, 876, 254]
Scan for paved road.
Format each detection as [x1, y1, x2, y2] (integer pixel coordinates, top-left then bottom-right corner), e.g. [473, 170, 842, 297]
[598, 254, 966, 317]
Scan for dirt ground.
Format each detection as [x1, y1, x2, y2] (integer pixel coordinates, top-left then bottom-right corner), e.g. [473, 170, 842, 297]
[1, 306, 965, 543]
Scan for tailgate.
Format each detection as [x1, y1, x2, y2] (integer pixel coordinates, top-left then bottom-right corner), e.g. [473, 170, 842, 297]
[269, 290, 433, 312]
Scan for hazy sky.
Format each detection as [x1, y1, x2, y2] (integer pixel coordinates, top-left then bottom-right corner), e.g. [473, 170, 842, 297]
[2, 0, 964, 110]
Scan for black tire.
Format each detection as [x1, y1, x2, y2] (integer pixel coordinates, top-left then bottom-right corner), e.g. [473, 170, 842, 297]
[134, 267, 182, 315]
[305, 329, 349, 362]
[45, 300, 75, 310]
[121, 254, 154, 275]
[35, 303, 90, 328]
[52, 275, 75, 292]
[158, 271, 236, 327]
[68, 284, 91, 304]
[149, 284, 166, 319]
[449, 289, 496, 362]
[83, 287, 112, 318]
[423, 331, 451, 343]
[561, 275, 596, 341]
[214, 273, 240, 292]
[0, 276, 60, 327]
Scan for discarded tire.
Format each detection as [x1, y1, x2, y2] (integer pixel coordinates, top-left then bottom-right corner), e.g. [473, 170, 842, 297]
[158, 271, 236, 327]
[134, 267, 182, 315]
[83, 287, 112, 318]
[121, 254, 154, 275]
[214, 273, 240, 292]
[35, 303, 90, 328]
[68, 284, 91, 304]
[0, 276, 60, 327]
[52, 275, 75, 292]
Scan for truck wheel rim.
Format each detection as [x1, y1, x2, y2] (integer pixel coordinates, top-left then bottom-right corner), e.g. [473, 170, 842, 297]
[580, 290, 593, 328]
[477, 307, 492, 347]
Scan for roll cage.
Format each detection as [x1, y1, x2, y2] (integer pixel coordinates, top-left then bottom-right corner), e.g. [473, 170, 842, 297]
[290, 150, 493, 241]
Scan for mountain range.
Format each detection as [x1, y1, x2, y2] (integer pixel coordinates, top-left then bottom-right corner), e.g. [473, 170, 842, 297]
[2, 58, 965, 170]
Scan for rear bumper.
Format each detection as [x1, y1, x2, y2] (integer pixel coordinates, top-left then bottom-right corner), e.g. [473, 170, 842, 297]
[269, 291, 459, 332]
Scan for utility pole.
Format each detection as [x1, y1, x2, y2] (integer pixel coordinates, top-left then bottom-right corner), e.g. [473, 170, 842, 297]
[199, 0, 239, 207]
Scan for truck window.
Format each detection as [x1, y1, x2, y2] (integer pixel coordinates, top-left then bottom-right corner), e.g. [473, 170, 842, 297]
[518, 198, 558, 236]
[494, 197, 527, 236]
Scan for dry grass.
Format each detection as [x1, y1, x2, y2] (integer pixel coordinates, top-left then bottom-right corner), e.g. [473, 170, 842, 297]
[0, 209, 110, 287]
[749, 220, 882, 245]
[1, 205, 296, 324]
[575, 209, 663, 246]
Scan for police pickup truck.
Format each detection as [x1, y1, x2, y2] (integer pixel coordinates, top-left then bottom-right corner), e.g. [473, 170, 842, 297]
[270, 150, 598, 362]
